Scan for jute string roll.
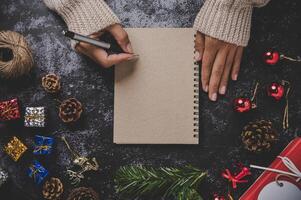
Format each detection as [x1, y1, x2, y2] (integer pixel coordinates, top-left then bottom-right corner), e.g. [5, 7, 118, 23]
[0, 31, 34, 79]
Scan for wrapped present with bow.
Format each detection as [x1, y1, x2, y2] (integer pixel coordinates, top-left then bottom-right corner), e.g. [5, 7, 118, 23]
[240, 137, 301, 200]
[27, 160, 48, 185]
[33, 135, 54, 155]
[24, 107, 45, 127]
[4, 136, 27, 161]
[0, 98, 20, 121]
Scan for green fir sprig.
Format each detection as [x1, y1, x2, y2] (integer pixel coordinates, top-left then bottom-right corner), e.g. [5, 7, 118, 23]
[115, 165, 207, 200]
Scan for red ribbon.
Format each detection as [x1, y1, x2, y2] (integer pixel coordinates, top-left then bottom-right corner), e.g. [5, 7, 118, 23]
[222, 167, 251, 189]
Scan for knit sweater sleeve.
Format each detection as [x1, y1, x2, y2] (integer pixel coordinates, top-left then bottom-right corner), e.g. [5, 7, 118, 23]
[193, 0, 271, 47]
[43, 0, 120, 36]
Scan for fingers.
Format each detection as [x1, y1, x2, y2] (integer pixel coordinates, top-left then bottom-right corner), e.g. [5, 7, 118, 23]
[105, 53, 135, 67]
[194, 32, 205, 62]
[231, 47, 244, 81]
[77, 44, 133, 68]
[219, 46, 237, 95]
[89, 31, 104, 39]
[208, 46, 229, 101]
[107, 24, 133, 54]
[92, 51, 133, 68]
[201, 37, 219, 92]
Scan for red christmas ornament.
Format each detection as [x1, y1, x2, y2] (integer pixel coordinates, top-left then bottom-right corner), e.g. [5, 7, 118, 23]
[233, 98, 254, 113]
[214, 194, 234, 200]
[233, 82, 259, 113]
[267, 82, 285, 101]
[263, 50, 301, 65]
[263, 50, 280, 65]
[214, 194, 226, 200]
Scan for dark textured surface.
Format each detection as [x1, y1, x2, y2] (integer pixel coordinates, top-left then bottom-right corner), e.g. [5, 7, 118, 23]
[0, 0, 300, 199]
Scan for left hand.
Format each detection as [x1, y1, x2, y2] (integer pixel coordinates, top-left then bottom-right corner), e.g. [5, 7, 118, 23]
[195, 32, 244, 101]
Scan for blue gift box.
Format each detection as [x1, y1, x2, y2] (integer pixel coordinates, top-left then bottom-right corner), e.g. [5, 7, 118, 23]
[27, 160, 48, 185]
[33, 135, 54, 155]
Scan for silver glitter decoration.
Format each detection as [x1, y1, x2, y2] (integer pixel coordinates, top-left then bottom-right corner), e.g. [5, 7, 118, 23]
[24, 107, 45, 127]
[0, 168, 8, 187]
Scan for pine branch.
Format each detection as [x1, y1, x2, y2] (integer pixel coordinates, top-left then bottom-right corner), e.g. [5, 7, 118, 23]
[115, 165, 207, 200]
[177, 189, 203, 200]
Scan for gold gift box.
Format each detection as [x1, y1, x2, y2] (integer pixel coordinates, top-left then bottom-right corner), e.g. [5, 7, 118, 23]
[4, 137, 28, 161]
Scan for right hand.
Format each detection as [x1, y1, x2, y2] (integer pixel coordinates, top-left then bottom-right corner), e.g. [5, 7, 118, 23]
[195, 32, 244, 101]
[76, 24, 136, 68]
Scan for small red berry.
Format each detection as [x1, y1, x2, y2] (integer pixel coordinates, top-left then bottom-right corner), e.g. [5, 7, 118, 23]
[233, 98, 253, 113]
[263, 50, 280, 65]
[267, 82, 285, 100]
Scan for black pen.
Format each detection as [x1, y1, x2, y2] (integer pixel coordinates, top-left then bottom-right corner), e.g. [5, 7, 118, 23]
[63, 30, 111, 49]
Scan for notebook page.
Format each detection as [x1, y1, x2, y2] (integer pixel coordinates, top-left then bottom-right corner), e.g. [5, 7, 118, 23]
[114, 28, 198, 144]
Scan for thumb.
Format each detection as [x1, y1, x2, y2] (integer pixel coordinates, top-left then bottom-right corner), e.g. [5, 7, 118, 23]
[107, 24, 133, 54]
[107, 53, 135, 66]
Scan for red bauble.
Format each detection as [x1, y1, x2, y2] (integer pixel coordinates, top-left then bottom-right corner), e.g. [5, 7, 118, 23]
[267, 82, 285, 100]
[263, 50, 280, 65]
[233, 98, 253, 113]
[214, 194, 226, 200]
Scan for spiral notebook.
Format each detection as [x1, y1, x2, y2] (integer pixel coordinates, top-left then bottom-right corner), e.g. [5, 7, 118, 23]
[114, 28, 199, 144]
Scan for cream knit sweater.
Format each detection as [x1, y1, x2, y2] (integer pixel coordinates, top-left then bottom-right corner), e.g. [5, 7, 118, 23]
[194, 0, 270, 46]
[44, 0, 270, 47]
[43, 0, 120, 38]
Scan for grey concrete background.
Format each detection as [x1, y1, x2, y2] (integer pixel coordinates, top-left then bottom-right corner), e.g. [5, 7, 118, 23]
[0, 0, 300, 199]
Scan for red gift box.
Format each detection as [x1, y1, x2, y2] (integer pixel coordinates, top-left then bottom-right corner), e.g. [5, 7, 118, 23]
[0, 98, 21, 121]
[240, 137, 301, 199]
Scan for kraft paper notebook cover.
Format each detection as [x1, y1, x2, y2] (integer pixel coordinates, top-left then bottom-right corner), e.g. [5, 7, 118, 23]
[114, 28, 199, 144]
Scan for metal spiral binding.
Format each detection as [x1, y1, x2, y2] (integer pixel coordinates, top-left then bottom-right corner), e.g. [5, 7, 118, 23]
[193, 34, 199, 138]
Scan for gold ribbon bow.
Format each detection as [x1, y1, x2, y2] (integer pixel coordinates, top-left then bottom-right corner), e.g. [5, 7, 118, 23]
[33, 145, 50, 153]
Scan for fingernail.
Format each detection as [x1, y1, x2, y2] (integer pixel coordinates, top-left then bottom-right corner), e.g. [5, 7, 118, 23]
[127, 54, 139, 61]
[195, 51, 201, 61]
[233, 74, 238, 81]
[127, 43, 133, 53]
[219, 86, 226, 95]
[210, 93, 217, 101]
[203, 85, 208, 92]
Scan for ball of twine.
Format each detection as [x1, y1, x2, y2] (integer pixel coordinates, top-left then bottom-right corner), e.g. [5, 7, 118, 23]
[0, 31, 34, 79]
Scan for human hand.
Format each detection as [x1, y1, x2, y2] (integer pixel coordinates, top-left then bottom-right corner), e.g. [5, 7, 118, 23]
[76, 24, 136, 68]
[195, 32, 244, 101]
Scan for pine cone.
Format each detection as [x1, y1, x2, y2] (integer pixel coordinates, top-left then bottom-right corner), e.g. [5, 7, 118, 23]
[59, 98, 83, 123]
[42, 177, 64, 200]
[241, 120, 278, 153]
[67, 187, 99, 200]
[42, 74, 61, 93]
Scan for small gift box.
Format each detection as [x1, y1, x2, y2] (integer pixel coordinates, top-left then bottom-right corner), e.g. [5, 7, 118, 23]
[0, 98, 21, 121]
[33, 135, 54, 155]
[0, 167, 8, 187]
[27, 160, 48, 185]
[24, 107, 45, 127]
[4, 136, 28, 161]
